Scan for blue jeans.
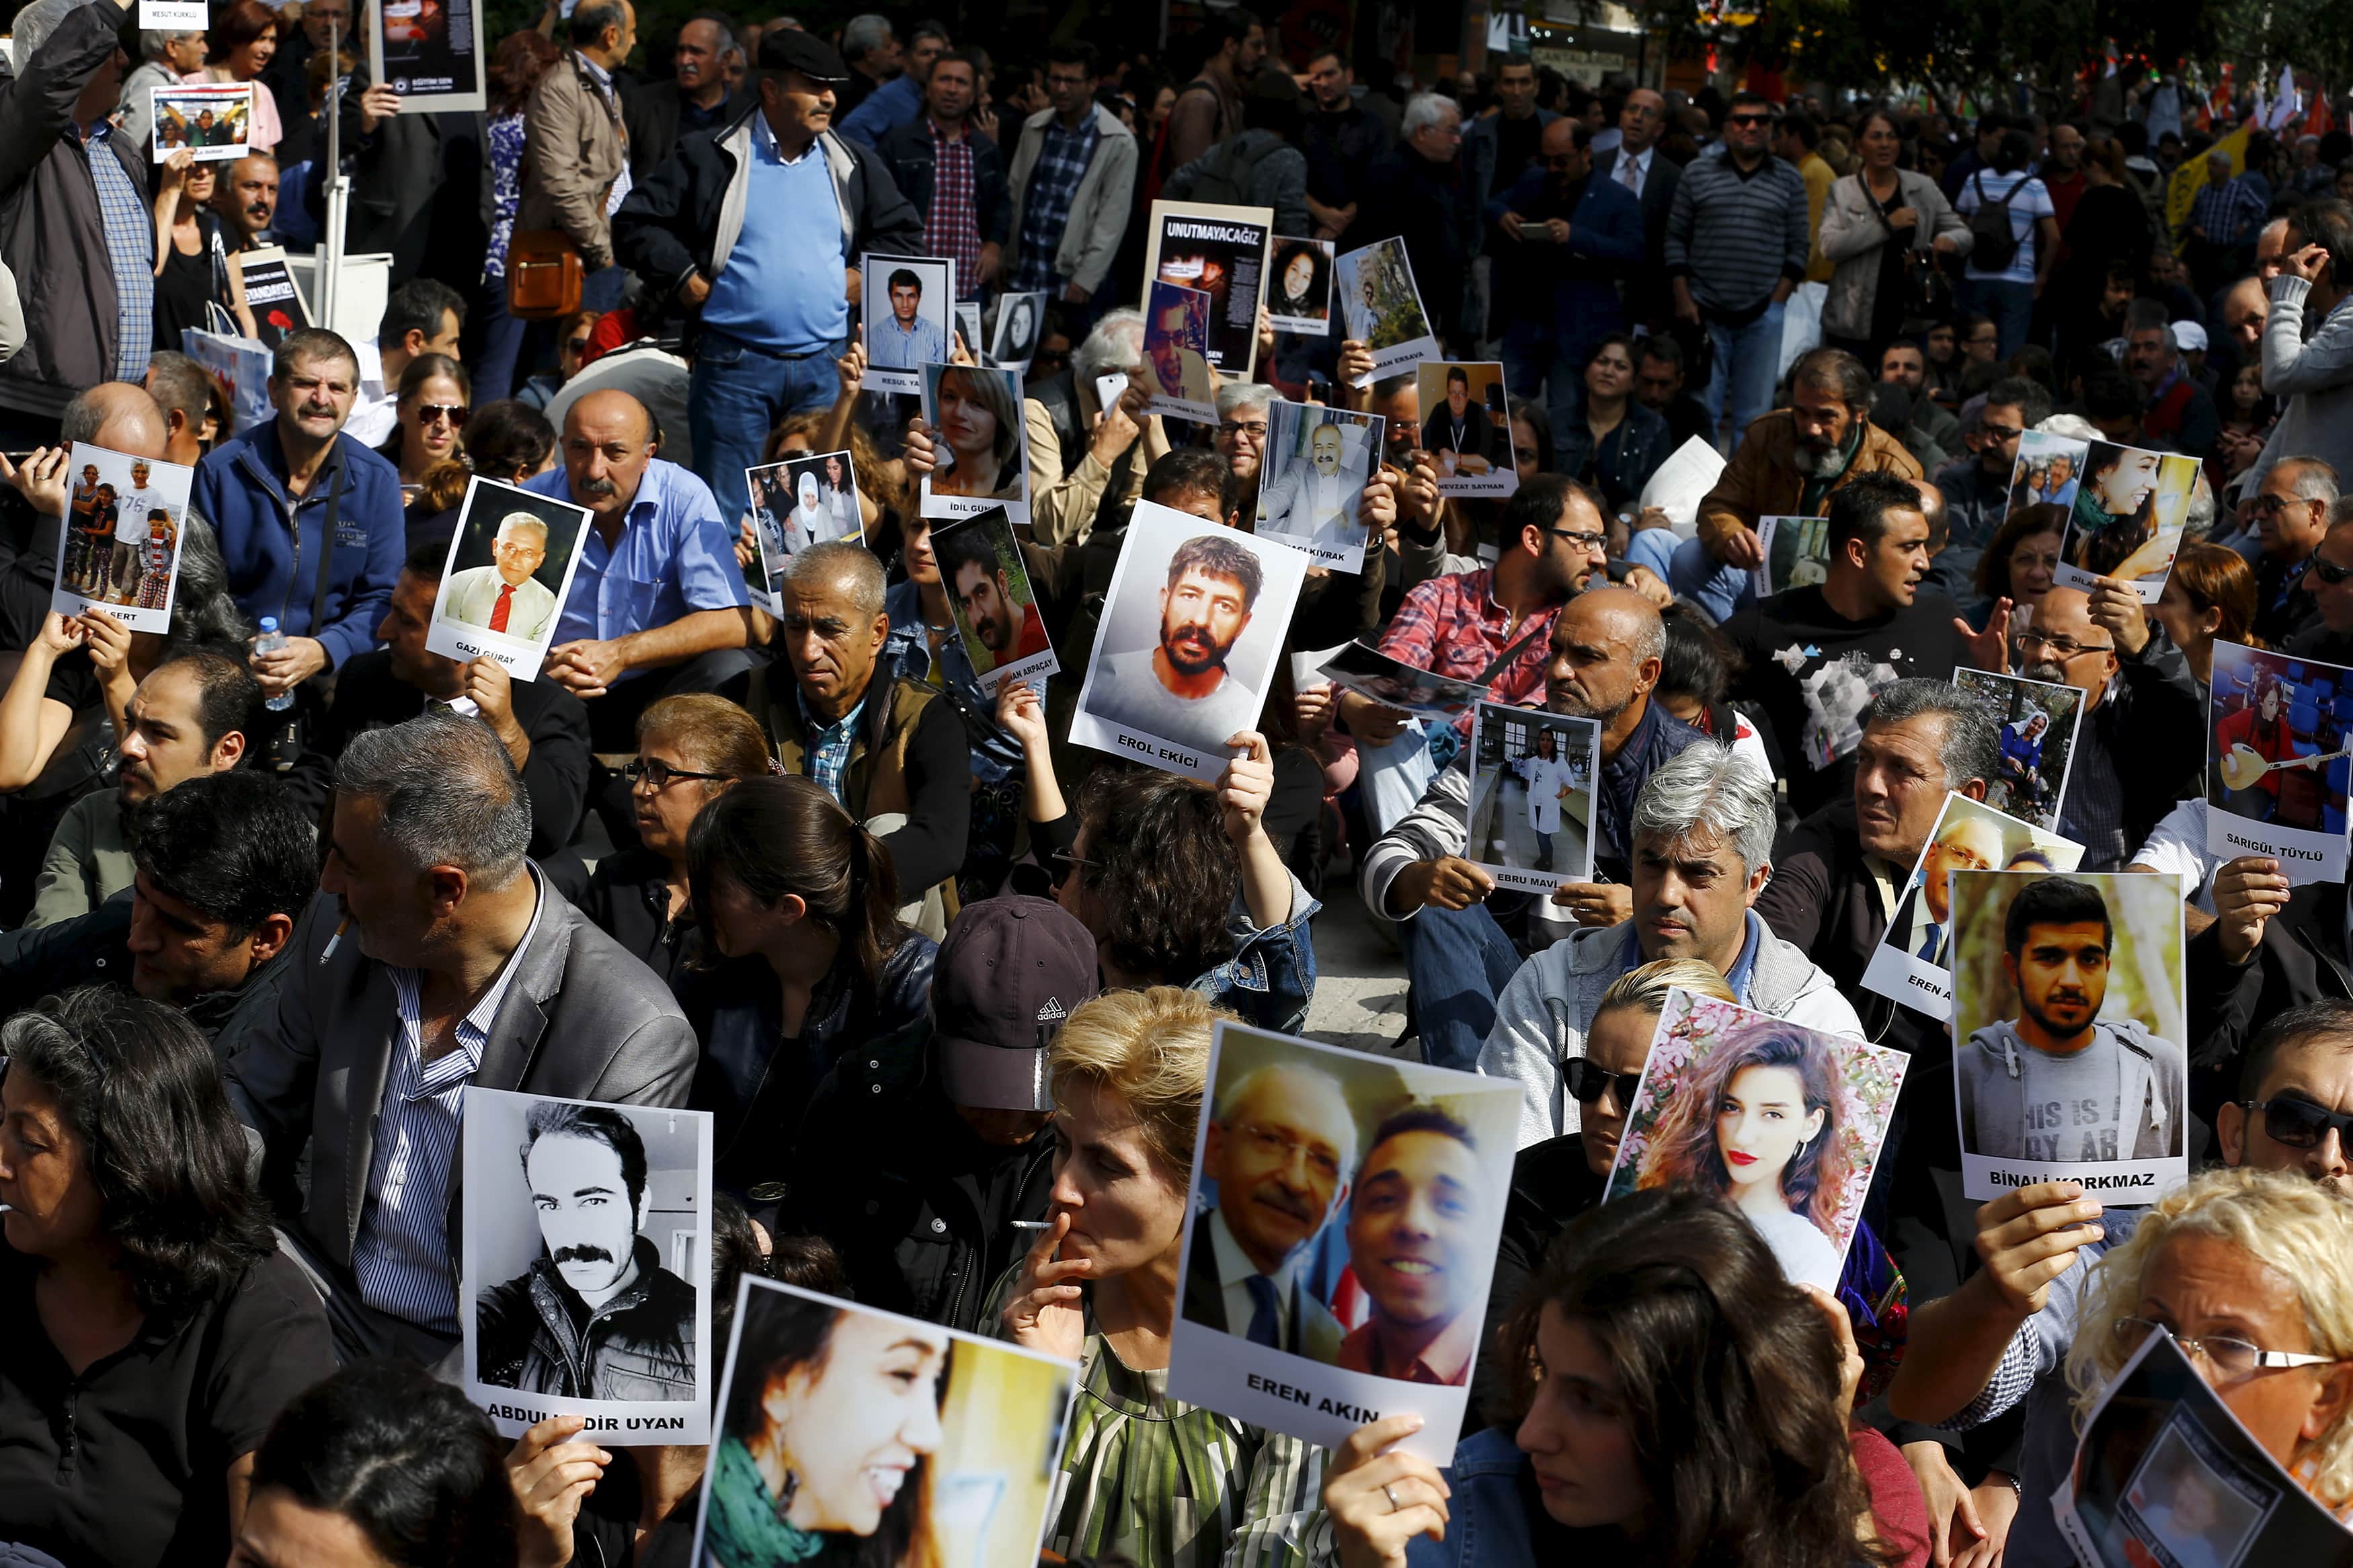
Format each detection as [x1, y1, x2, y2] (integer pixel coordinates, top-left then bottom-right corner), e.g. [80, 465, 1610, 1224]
[1700, 299, 1785, 452]
[1399, 901, 1526, 1072]
[1667, 533, 1759, 622]
[471, 278, 529, 405]
[1500, 319, 1575, 406]
[1970, 278, 2036, 360]
[689, 330, 848, 528]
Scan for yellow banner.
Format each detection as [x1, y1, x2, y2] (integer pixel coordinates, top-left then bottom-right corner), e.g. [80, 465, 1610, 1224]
[2166, 122, 2251, 252]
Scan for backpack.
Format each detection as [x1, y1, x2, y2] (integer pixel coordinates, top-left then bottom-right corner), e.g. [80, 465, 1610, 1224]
[1184, 131, 1284, 206]
[1966, 171, 2024, 272]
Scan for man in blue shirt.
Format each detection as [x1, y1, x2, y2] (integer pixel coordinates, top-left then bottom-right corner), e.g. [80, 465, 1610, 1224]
[870, 265, 949, 370]
[524, 389, 758, 767]
[836, 22, 949, 149]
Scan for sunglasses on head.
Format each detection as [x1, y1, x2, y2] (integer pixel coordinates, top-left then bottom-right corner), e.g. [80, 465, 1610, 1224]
[2243, 1094, 2353, 1149]
[1563, 1057, 1642, 1106]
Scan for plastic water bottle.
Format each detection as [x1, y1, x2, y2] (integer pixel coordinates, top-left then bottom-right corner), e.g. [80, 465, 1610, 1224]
[256, 617, 294, 711]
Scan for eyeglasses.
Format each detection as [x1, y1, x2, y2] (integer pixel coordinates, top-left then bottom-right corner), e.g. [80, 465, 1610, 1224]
[622, 758, 730, 789]
[1977, 423, 2023, 444]
[1216, 419, 1269, 441]
[1549, 527, 1609, 552]
[2238, 1094, 2353, 1149]
[1049, 848, 1100, 889]
[1564, 1057, 1642, 1106]
[2111, 1317, 2342, 1378]
[2011, 630, 2114, 660]
[2248, 493, 2312, 517]
[2309, 554, 2353, 586]
[1726, 112, 1772, 127]
[415, 403, 467, 427]
[1231, 1121, 1344, 1182]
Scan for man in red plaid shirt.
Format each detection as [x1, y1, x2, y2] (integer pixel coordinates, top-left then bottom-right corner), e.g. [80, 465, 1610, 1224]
[877, 52, 1007, 301]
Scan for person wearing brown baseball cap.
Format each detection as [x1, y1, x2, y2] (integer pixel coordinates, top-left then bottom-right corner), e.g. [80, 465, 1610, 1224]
[770, 895, 1099, 1332]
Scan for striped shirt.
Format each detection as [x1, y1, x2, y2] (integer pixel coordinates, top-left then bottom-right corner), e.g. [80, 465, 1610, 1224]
[1662, 152, 1812, 315]
[82, 122, 155, 380]
[350, 877, 546, 1329]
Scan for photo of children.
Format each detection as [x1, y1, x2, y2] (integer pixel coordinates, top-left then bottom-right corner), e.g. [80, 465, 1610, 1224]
[1954, 667, 2086, 833]
[1169, 1021, 1521, 1460]
[1252, 401, 1384, 572]
[2203, 641, 2353, 883]
[52, 444, 196, 634]
[1861, 791, 2085, 1019]
[1604, 990, 1907, 1290]
[1334, 236, 1439, 385]
[1464, 702, 1602, 891]
[1414, 362, 1517, 497]
[932, 507, 1056, 694]
[1948, 869, 2188, 1198]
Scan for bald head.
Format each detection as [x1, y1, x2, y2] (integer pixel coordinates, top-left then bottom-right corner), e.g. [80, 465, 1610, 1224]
[558, 390, 655, 519]
[1913, 479, 1948, 550]
[61, 382, 168, 461]
[1547, 585, 1666, 730]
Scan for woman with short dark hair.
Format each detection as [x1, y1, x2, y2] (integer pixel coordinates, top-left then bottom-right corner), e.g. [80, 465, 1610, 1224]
[0, 988, 335, 1568]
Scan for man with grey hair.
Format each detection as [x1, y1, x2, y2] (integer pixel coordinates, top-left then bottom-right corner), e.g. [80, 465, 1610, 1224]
[624, 10, 751, 178]
[1480, 741, 1864, 1146]
[227, 711, 695, 1364]
[1185, 1062, 1355, 1359]
[2125, 320, 2219, 454]
[1356, 91, 1479, 349]
[118, 26, 206, 151]
[2245, 197, 2353, 499]
[1028, 308, 1151, 547]
[1213, 381, 1275, 515]
[2247, 456, 2340, 644]
[442, 513, 561, 643]
[834, 11, 902, 116]
[839, 19, 950, 149]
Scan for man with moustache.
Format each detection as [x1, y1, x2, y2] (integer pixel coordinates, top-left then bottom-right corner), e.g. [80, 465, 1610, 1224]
[1489, 117, 1642, 407]
[1257, 419, 1359, 553]
[1185, 1063, 1354, 1360]
[1090, 532, 1267, 753]
[213, 153, 279, 249]
[1336, 1106, 1488, 1385]
[935, 520, 1045, 674]
[476, 1101, 696, 1400]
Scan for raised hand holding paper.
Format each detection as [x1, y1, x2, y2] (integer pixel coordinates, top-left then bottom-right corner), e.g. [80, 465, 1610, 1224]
[52, 444, 195, 633]
[1168, 1022, 1522, 1460]
[920, 363, 1032, 524]
[1314, 640, 1495, 721]
[461, 1089, 714, 1442]
[2204, 641, 2353, 884]
[1252, 400, 1384, 572]
[426, 476, 595, 679]
[1144, 200, 1274, 376]
[151, 83, 253, 161]
[1604, 990, 1907, 1290]
[1466, 702, 1601, 893]
[932, 507, 1057, 694]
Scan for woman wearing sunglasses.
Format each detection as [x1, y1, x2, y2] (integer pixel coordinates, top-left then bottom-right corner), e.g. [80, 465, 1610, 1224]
[376, 353, 471, 500]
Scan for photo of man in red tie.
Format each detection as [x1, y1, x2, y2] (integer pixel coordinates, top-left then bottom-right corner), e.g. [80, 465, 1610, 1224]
[442, 512, 561, 642]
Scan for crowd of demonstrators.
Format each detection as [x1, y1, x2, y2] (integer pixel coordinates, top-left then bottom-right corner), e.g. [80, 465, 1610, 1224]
[3, 7, 2353, 1564]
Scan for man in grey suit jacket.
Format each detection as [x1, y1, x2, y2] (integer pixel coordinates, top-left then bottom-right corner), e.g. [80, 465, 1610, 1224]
[226, 711, 696, 1364]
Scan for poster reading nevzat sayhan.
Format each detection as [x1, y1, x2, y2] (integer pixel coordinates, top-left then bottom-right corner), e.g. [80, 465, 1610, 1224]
[370, 0, 487, 113]
[1168, 1021, 1522, 1460]
[1416, 362, 1518, 499]
[460, 1089, 715, 1444]
[1861, 790, 2085, 1020]
[1948, 869, 2188, 1200]
[52, 444, 196, 634]
[1069, 500, 1306, 782]
[2204, 640, 2353, 884]
[426, 476, 596, 679]
[1144, 200, 1273, 379]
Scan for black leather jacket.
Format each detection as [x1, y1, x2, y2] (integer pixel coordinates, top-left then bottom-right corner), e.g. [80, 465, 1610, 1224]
[475, 1237, 696, 1403]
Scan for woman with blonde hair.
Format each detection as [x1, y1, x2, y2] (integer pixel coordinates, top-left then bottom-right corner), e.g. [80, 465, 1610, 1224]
[1000, 987, 1324, 1568]
[927, 364, 1025, 501]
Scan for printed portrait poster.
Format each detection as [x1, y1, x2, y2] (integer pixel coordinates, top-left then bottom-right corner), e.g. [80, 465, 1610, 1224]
[1266, 236, 1336, 337]
[694, 1278, 1077, 1568]
[52, 443, 196, 634]
[1069, 500, 1307, 782]
[1954, 667, 2087, 834]
[1144, 199, 1274, 378]
[1756, 514, 1831, 597]
[1142, 280, 1218, 425]
[1604, 990, 1908, 1291]
[237, 246, 313, 352]
[2054, 441, 2200, 602]
[1416, 362, 1517, 499]
[988, 290, 1048, 374]
[2055, 1332, 2353, 1568]
[1168, 1021, 1521, 1461]
[139, 0, 206, 28]
[744, 450, 865, 615]
[2204, 640, 2353, 884]
[370, 0, 487, 112]
[1862, 792, 2085, 1021]
[920, 363, 1033, 527]
[1334, 236, 1439, 387]
[1465, 702, 1601, 892]
[932, 507, 1057, 695]
[2005, 428, 2089, 517]
[1948, 869, 2190, 1201]
[951, 300, 984, 366]
[426, 476, 595, 679]
[459, 1089, 715, 1444]
[151, 82, 253, 161]
[861, 253, 956, 395]
[1314, 640, 1496, 723]
[1254, 400, 1385, 573]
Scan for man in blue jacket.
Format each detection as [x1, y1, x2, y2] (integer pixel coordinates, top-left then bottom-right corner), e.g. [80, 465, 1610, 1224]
[1488, 119, 1643, 420]
[193, 329, 404, 705]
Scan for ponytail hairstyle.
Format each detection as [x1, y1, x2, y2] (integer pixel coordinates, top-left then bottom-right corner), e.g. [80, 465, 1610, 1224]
[684, 776, 904, 993]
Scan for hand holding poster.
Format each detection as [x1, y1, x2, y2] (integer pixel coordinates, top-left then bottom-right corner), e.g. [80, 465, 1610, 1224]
[1334, 237, 1439, 386]
[1253, 400, 1385, 572]
[426, 476, 595, 678]
[1603, 990, 1907, 1290]
[862, 254, 955, 395]
[1861, 791, 2085, 1019]
[1070, 501, 1306, 780]
[920, 363, 1033, 525]
[1950, 870, 2188, 1200]
[694, 1278, 1078, 1568]
[2204, 641, 2353, 883]
[140, 0, 206, 28]
[1417, 362, 1518, 498]
[1168, 1021, 1523, 1460]
[1142, 281, 1218, 425]
[2010, 429, 2199, 601]
[236, 247, 314, 351]
[461, 1089, 714, 1443]
[1144, 200, 1274, 377]
[1466, 702, 1601, 892]
[1313, 641, 1495, 722]
[2057, 1332, 2353, 1568]
[743, 450, 865, 614]
[52, 444, 196, 633]
[1266, 237, 1335, 336]
[370, 0, 489, 112]
[151, 82, 253, 161]
[1954, 667, 2087, 833]
[933, 507, 1057, 694]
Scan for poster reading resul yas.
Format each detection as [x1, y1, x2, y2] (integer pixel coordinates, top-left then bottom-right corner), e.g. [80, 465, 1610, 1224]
[1415, 362, 1517, 498]
[1144, 200, 1273, 378]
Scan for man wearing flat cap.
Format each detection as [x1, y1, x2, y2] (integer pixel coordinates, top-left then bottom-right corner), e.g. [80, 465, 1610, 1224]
[770, 895, 1100, 1333]
[613, 26, 923, 533]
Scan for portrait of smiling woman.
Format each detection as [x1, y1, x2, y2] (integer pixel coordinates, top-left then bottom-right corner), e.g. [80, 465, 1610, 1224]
[928, 365, 1025, 502]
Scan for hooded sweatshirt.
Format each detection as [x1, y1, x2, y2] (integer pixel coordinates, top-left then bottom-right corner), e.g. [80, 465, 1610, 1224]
[1957, 1016, 2184, 1165]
